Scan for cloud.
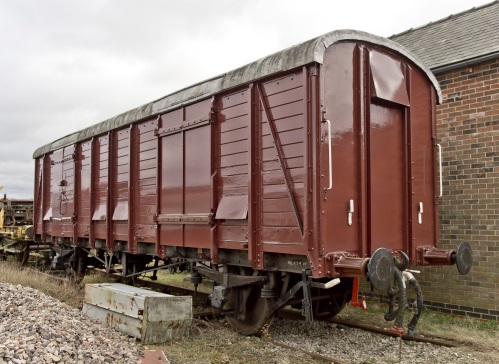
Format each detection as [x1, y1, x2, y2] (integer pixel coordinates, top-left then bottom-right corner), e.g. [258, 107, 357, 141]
[0, 0, 491, 198]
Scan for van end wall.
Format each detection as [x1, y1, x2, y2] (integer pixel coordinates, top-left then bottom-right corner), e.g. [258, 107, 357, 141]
[359, 57, 499, 320]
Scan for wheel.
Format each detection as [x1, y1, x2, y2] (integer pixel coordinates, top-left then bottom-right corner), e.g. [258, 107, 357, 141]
[69, 248, 88, 283]
[313, 277, 353, 319]
[123, 253, 150, 285]
[225, 268, 274, 336]
[124, 256, 148, 276]
[16, 242, 30, 267]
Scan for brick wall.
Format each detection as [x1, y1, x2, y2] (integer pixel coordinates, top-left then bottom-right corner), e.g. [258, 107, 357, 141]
[424, 58, 499, 316]
[361, 58, 499, 320]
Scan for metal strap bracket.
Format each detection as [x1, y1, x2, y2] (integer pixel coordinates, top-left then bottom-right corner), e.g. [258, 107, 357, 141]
[51, 154, 75, 165]
[154, 213, 214, 225]
[155, 113, 212, 137]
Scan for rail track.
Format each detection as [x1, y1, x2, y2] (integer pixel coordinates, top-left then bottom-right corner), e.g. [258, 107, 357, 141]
[82, 266, 459, 348]
[12, 264, 464, 363]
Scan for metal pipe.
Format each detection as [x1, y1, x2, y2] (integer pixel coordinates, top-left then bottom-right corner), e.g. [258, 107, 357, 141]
[124, 260, 188, 279]
[403, 271, 424, 338]
[384, 268, 407, 330]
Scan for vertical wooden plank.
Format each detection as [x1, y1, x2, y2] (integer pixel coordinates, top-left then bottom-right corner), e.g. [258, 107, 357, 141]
[255, 84, 264, 270]
[405, 65, 414, 257]
[182, 107, 186, 248]
[183, 103, 212, 249]
[73, 143, 79, 246]
[89, 138, 95, 248]
[39, 157, 45, 237]
[106, 131, 114, 252]
[307, 64, 321, 275]
[33, 158, 41, 236]
[154, 116, 165, 257]
[302, 66, 311, 252]
[364, 47, 372, 256]
[50, 149, 64, 237]
[209, 98, 219, 263]
[41, 155, 49, 242]
[358, 45, 368, 259]
[312, 67, 321, 261]
[247, 83, 259, 269]
[128, 124, 137, 255]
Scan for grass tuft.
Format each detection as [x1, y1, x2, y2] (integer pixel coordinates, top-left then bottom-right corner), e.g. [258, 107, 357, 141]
[1, 263, 497, 363]
[0, 260, 111, 308]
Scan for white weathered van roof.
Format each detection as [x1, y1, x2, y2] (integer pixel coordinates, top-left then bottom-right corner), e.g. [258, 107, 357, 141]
[34, 29, 441, 158]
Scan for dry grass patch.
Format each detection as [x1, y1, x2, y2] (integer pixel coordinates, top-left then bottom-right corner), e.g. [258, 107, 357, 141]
[0, 260, 112, 308]
[2, 262, 497, 363]
[157, 319, 330, 364]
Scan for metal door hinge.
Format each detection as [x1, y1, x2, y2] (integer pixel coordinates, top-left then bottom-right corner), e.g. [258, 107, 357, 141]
[418, 202, 423, 224]
[348, 199, 354, 226]
[155, 213, 214, 225]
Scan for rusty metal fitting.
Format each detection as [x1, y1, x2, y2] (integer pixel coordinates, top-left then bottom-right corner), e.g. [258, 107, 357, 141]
[324, 252, 369, 278]
[417, 242, 472, 275]
[417, 246, 455, 266]
[387, 326, 404, 336]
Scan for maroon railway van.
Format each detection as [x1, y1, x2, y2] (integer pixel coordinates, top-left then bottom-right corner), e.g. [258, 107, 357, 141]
[33, 30, 471, 335]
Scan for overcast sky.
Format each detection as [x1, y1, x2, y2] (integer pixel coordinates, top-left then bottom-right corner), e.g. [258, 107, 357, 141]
[0, 0, 493, 199]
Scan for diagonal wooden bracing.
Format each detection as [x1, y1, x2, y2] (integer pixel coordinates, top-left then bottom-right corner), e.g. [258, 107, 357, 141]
[257, 83, 304, 235]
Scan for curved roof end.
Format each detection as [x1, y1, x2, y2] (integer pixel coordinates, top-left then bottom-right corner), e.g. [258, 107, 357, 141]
[314, 30, 442, 104]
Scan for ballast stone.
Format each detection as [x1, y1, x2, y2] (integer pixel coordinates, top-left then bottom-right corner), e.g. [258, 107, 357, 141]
[83, 283, 192, 343]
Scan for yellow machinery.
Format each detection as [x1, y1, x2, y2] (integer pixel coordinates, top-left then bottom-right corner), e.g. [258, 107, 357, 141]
[0, 189, 38, 265]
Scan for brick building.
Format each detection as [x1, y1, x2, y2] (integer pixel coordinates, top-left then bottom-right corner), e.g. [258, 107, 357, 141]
[385, 1, 499, 320]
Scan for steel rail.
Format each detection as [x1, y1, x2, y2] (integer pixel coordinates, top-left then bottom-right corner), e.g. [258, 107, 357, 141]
[276, 309, 459, 347]
[192, 317, 348, 364]
[329, 317, 458, 347]
[88, 269, 459, 348]
[34, 265, 459, 349]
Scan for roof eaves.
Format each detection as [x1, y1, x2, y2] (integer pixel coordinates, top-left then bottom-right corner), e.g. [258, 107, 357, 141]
[431, 51, 499, 74]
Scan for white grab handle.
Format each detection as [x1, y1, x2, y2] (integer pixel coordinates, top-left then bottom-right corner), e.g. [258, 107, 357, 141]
[325, 119, 332, 190]
[437, 144, 443, 198]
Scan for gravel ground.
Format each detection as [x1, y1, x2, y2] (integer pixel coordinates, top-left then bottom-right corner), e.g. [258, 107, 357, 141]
[268, 318, 481, 364]
[0, 283, 143, 364]
[1, 281, 494, 364]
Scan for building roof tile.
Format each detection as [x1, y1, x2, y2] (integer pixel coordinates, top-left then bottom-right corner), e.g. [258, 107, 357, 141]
[390, 1, 499, 70]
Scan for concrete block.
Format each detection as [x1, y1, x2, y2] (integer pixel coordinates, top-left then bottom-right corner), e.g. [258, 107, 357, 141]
[83, 283, 192, 343]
